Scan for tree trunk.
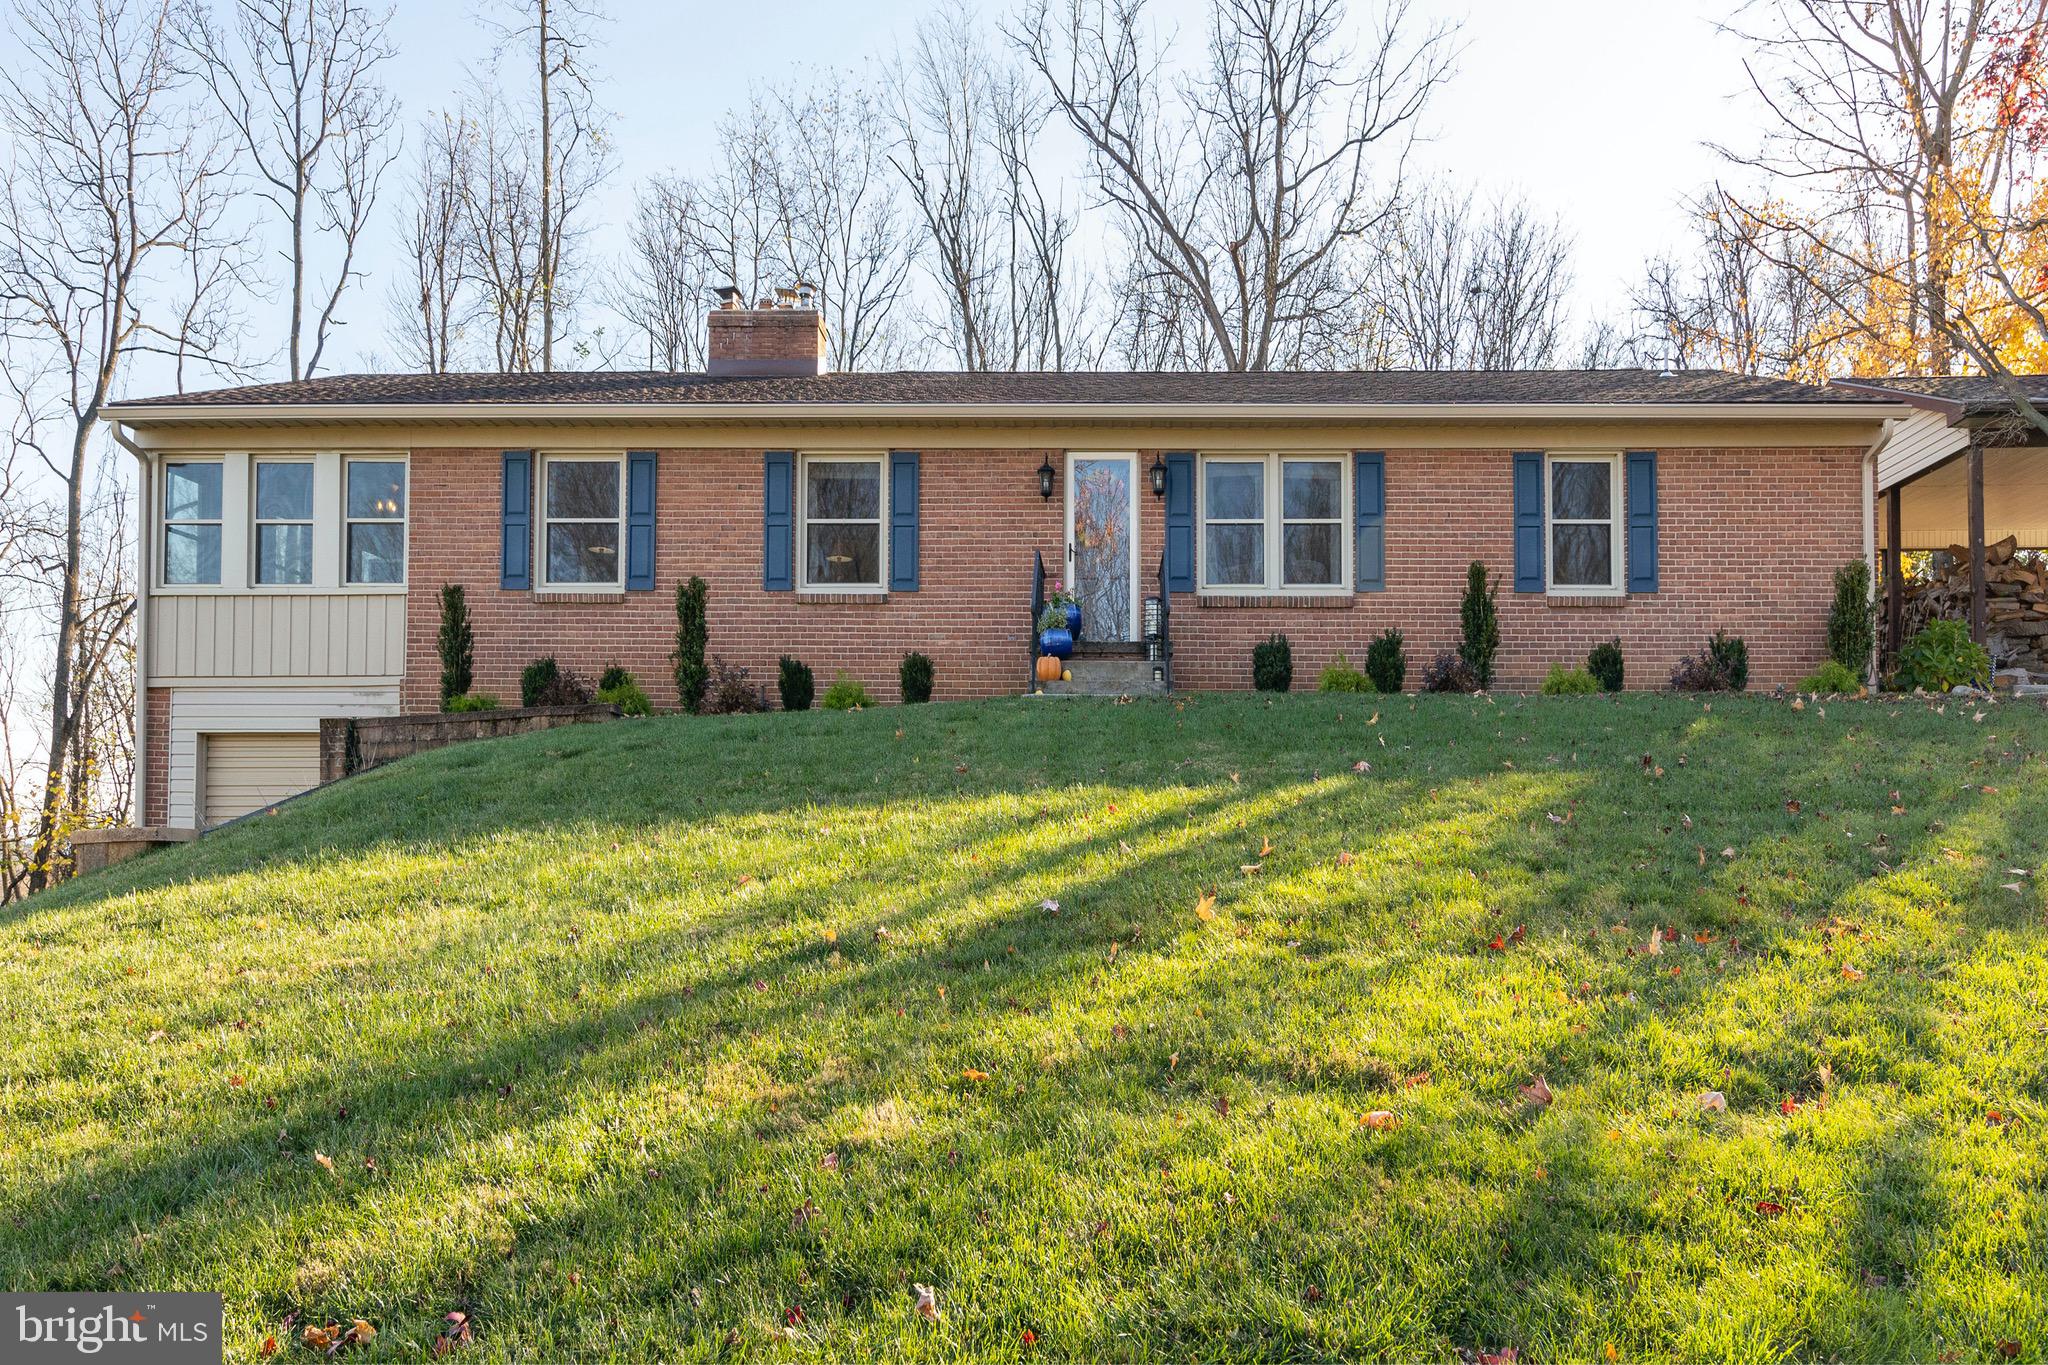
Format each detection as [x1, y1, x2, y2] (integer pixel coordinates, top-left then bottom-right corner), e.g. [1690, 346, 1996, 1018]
[27, 418, 88, 892]
[538, 0, 554, 372]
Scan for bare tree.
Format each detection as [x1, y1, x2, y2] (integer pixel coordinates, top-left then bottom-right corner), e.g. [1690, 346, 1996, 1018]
[1630, 193, 1858, 379]
[1722, 0, 2048, 428]
[767, 77, 922, 370]
[389, 112, 476, 372]
[1015, 0, 1457, 370]
[0, 0, 233, 891]
[892, 0, 1086, 369]
[1376, 191, 1575, 369]
[487, 0, 609, 371]
[183, 0, 398, 379]
[613, 174, 709, 370]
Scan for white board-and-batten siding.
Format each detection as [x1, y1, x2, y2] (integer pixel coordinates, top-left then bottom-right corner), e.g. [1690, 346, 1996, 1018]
[147, 592, 406, 682]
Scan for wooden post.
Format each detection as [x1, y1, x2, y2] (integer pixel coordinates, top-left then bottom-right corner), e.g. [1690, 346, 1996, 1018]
[1886, 486, 1903, 660]
[1968, 443, 1987, 646]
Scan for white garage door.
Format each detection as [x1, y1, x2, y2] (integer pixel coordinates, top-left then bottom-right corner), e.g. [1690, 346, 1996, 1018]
[203, 733, 320, 826]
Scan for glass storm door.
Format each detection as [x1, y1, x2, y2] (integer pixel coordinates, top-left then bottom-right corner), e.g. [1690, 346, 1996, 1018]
[1066, 454, 1139, 642]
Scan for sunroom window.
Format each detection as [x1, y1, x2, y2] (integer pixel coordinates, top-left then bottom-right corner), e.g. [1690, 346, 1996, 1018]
[253, 460, 314, 585]
[346, 459, 408, 585]
[163, 461, 223, 585]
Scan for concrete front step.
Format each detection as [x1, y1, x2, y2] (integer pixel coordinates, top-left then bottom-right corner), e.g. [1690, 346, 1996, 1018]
[1032, 656, 1169, 697]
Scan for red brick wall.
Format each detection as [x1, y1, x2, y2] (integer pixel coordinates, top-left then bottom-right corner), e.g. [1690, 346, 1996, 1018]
[143, 686, 171, 826]
[400, 443, 1865, 712]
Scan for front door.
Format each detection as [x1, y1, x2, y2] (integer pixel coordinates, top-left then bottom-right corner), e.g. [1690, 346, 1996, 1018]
[1066, 453, 1139, 642]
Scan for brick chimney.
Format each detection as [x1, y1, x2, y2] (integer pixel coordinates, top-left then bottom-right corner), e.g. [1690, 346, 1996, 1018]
[707, 291, 828, 376]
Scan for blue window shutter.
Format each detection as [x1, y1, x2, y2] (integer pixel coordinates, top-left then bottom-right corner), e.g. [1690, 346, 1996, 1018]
[1626, 450, 1659, 593]
[1512, 451, 1545, 592]
[500, 450, 532, 590]
[1164, 451, 1195, 591]
[1354, 451, 1385, 592]
[624, 451, 657, 591]
[763, 450, 794, 591]
[889, 450, 920, 592]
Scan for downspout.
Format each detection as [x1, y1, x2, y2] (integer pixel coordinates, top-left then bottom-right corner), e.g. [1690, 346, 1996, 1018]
[1861, 419, 1897, 688]
[109, 422, 152, 829]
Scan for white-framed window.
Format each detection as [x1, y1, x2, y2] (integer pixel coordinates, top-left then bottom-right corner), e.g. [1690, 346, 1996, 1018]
[801, 454, 886, 590]
[538, 454, 622, 589]
[1546, 452, 1622, 594]
[252, 459, 314, 586]
[1200, 454, 1348, 593]
[345, 458, 408, 585]
[162, 460, 223, 586]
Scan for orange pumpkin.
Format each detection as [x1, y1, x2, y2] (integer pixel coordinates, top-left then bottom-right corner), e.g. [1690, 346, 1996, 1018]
[1035, 654, 1063, 683]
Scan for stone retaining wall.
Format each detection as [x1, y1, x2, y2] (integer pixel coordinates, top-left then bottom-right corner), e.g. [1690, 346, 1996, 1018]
[319, 703, 622, 782]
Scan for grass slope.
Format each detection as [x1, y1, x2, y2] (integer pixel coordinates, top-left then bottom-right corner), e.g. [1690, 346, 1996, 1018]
[5, 694, 2047, 1363]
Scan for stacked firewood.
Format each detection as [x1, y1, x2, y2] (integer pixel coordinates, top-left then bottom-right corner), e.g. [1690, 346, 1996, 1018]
[1902, 534, 2048, 674]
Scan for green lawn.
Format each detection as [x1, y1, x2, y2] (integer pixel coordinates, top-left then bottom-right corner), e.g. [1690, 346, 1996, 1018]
[5, 693, 2047, 1362]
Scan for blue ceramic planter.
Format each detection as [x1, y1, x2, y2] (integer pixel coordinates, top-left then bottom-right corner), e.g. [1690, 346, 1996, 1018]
[1039, 626, 1074, 659]
[1063, 602, 1082, 640]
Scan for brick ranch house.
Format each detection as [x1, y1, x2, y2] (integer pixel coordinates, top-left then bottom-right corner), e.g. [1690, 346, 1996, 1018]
[103, 302, 1907, 828]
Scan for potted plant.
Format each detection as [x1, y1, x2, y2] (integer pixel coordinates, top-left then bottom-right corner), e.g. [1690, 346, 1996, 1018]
[1046, 579, 1082, 641]
[1038, 603, 1074, 659]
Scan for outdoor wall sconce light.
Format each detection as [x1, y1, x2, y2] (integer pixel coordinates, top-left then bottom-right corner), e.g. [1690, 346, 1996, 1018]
[1149, 454, 1168, 498]
[1038, 456, 1056, 500]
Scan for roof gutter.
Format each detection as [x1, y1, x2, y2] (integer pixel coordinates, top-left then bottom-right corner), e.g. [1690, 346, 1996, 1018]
[98, 399, 1911, 425]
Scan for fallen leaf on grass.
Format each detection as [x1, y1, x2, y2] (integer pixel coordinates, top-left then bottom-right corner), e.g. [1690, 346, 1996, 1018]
[432, 1312, 473, 1358]
[1519, 1075, 1554, 1108]
[1478, 1349, 1519, 1365]
[1358, 1110, 1400, 1130]
[1352, 760, 1370, 773]
[312, 1152, 335, 1173]
[914, 1284, 940, 1321]
[1646, 928, 1663, 956]
[1260, 836, 1274, 857]
[1841, 964, 1867, 981]
[258, 1337, 278, 1358]
[1755, 1200, 1784, 1216]
[961, 1069, 990, 1083]
[1700, 1090, 1727, 1113]
[1194, 892, 1218, 922]
[1781, 1097, 1801, 1115]
[1039, 898, 1060, 914]
[1336, 850, 1355, 866]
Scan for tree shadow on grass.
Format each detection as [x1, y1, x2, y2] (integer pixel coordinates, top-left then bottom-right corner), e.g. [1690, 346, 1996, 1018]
[3, 696, 2045, 1359]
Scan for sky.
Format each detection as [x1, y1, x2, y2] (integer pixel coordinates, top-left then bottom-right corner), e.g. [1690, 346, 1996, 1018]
[342, 0, 1778, 374]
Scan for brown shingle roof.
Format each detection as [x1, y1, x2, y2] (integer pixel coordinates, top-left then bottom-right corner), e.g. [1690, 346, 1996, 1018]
[109, 368, 1877, 409]
[1832, 373, 2048, 418]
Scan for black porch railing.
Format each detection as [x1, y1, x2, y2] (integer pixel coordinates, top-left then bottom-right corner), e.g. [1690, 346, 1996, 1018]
[1029, 549, 1047, 692]
[1155, 551, 1172, 690]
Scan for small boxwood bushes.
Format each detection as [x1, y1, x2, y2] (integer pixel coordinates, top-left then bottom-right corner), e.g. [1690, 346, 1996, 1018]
[445, 692, 502, 713]
[1252, 634, 1293, 692]
[1541, 664, 1600, 695]
[900, 652, 935, 704]
[1365, 629, 1406, 693]
[1316, 652, 1372, 693]
[779, 657, 815, 711]
[1587, 638, 1624, 692]
[821, 672, 875, 710]
[595, 666, 651, 716]
[1798, 660, 1863, 693]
